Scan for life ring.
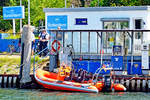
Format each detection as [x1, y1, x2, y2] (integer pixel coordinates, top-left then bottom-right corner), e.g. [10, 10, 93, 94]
[51, 40, 61, 52]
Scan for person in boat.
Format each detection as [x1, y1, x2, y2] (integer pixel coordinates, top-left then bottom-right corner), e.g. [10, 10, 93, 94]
[57, 65, 65, 81]
[57, 63, 72, 81]
[72, 69, 87, 83]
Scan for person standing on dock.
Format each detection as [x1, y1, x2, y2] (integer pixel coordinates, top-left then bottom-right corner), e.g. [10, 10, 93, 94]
[38, 29, 50, 57]
[31, 29, 35, 56]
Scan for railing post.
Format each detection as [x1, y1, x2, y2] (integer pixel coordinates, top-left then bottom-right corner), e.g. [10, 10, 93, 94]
[100, 32, 103, 65]
[131, 31, 134, 74]
[72, 31, 73, 46]
[63, 31, 65, 47]
[80, 32, 82, 54]
[88, 32, 90, 53]
[97, 32, 99, 54]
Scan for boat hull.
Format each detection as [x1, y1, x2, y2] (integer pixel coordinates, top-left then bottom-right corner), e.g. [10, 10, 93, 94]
[34, 69, 98, 93]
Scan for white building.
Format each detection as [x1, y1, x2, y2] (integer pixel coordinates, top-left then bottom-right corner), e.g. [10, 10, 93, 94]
[44, 6, 150, 54]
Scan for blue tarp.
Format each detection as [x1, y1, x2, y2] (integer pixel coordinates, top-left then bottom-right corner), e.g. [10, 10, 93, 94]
[72, 61, 143, 75]
[0, 39, 40, 53]
[0, 39, 19, 52]
[72, 61, 111, 74]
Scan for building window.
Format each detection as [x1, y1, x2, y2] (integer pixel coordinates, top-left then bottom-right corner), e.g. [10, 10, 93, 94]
[103, 21, 129, 48]
[75, 18, 88, 25]
[134, 19, 142, 39]
[135, 19, 142, 29]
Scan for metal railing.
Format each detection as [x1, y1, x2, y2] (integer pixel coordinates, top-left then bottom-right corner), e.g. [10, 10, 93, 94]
[33, 47, 49, 73]
[49, 29, 149, 55]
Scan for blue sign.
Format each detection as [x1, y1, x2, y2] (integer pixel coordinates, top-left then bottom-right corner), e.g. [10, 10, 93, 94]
[127, 62, 142, 75]
[113, 45, 122, 56]
[3, 6, 24, 20]
[75, 18, 88, 25]
[47, 15, 67, 30]
[111, 56, 123, 70]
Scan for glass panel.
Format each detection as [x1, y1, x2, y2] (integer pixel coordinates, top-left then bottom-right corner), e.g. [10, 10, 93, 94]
[64, 32, 72, 47]
[90, 32, 97, 53]
[120, 21, 129, 29]
[81, 32, 88, 53]
[97, 34, 101, 54]
[73, 32, 80, 53]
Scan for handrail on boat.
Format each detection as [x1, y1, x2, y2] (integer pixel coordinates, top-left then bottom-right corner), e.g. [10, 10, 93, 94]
[92, 63, 113, 83]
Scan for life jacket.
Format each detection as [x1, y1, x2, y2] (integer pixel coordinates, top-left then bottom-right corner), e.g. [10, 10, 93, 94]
[39, 33, 48, 40]
[57, 66, 66, 81]
[57, 66, 72, 81]
[59, 66, 66, 76]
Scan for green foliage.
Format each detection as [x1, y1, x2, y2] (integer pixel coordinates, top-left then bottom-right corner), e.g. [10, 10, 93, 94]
[1, 0, 150, 33]
[4, 34, 20, 39]
[0, 55, 49, 74]
[90, 0, 104, 7]
[102, 0, 150, 6]
[0, 19, 12, 32]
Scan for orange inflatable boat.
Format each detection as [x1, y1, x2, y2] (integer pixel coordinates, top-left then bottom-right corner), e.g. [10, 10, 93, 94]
[34, 69, 99, 93]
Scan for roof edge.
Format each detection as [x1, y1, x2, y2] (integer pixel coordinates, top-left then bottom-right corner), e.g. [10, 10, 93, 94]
[43, 6, 150, 12]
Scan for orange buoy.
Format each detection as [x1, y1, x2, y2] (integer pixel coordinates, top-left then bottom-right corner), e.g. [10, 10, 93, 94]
[113, 83, 126, 92]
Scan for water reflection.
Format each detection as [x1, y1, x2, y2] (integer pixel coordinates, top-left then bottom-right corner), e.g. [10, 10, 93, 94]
[0, 88, 150, 100]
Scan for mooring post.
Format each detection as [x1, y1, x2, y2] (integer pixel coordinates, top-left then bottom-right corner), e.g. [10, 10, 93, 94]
[20, 25, 32, 88]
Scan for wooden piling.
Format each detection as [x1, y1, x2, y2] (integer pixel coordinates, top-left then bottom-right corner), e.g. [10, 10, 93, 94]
[134, 80, 137, 91]
[145, 79, 149, 92]
[6, 76, 9, 87]
[140, 79, 143, 92]
[142, 80, 146, 92]
[0, 76, 2, 88]
[136, 80, 141, 92]
[123, 79, 126, 88]
[148, 80, 150, 92]
[126, 80, 130, 91]
[129, 80, 132, 91]
[11, 76, 14, 88]
[0, 74, 150, 92]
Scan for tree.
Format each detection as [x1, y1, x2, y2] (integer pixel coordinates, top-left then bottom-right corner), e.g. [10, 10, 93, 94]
[90, 0, 104, 7]
[0, 0, 12, 32]
[1, 0, 150, 32]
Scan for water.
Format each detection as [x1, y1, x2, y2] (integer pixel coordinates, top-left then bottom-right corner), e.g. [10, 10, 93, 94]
[0, 88, 150, 100]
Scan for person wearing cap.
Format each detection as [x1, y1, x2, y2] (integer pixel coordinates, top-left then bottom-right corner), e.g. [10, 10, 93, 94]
[38, 29, 50, 56]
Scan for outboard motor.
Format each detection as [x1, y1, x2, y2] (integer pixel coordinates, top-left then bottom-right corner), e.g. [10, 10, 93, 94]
[102, 75, 112, 92]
